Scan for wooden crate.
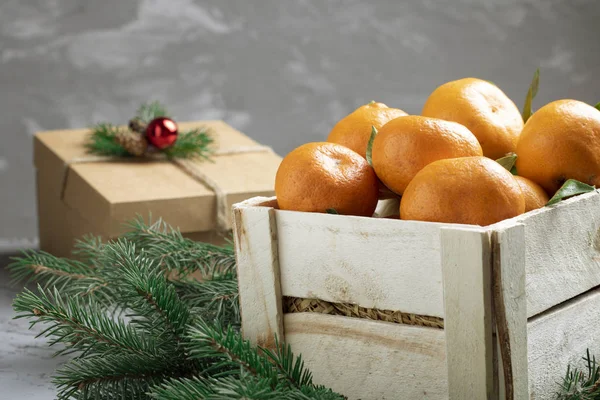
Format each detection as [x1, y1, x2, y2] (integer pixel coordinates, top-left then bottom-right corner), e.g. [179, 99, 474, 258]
[232, 191, 600, 400]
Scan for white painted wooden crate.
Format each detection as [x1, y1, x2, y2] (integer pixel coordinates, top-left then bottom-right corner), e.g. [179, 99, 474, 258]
[232, 191, 600, 400]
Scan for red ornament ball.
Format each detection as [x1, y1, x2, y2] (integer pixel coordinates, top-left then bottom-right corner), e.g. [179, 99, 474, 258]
[146, 117, 178, 149]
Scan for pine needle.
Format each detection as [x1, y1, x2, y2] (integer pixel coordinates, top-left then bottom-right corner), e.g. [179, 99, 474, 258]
[13, 286, 162, 359]
[86, 123, 131, 157]
[11, 217, 347, 399]
[123, 216, 236, 279]
[163, 127, 214, 160]
[558, 350, 600, 399]
[7, 251, 110, 301]
[174, 278, 240, 328]
[136, 101, 169, 124]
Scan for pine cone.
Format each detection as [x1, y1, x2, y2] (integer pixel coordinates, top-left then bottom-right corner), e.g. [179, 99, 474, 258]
[128, 117, 147, 134]
[115, 130, 148, 156]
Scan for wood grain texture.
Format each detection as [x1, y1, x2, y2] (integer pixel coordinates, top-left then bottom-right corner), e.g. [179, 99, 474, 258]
[491, 190, 600, 318]
[284, 312, 448, 400]
[441, 227, 494, 400]
[275, 208, 467, 318]
[492, 225, 529, 400]
[235, 195, 600, 399]
[527, 288, 600, 399]
[233, 199, 283, 349]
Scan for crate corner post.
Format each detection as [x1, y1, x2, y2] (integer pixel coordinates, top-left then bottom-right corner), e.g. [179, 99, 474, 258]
[493, 223, 529, 400]
[232, 198, 284, 350]
[441, 226, 495, 399]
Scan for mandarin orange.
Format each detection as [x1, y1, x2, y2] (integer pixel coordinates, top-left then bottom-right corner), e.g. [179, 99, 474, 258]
[514, 176, 549, 212]
[275, 142, 379, 216]
[400, 156, 525, 225]
[371, 116, 482, 195]
[516, 99, 600, 194]
[422, 78, 524, 159]
[327, 101, 407, 158]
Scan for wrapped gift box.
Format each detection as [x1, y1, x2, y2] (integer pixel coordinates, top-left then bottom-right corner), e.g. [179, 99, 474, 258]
[33, 121, 281, 257]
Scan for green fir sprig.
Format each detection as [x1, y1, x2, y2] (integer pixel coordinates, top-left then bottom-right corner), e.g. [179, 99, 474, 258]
[85, 123, 131, 157]
[136, 101, 169, 123]
[122, 216, 236, 279]
[8, 217, 346, 400]
[86, 102, 214, 159]
[162, 127, 214, 160]
[558, 350, 600, 399]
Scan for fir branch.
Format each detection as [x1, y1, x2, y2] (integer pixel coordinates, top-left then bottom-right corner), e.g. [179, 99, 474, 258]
[71, 234, 106, 265]
[7, 251, 107, 298]
[101, 240, 192, 340]
[558, 350, 600, 399]
[163, 128, 214, 160]
[261, 336, 314, 390]
[149, 375, 295, 400]
[296, 386, 348, 400]
[150, 375, 346, 400]
[183, 321, 346, 398]
[86, 123, 131, 157]
[54, 353, 173, 400]
[123, 216, 236, 279]
[13, 287, 161, 359]
[185, 320, 275, 383]
[181, 375, 302, 400]
[10, 217, 347, 399]
[149, 376, 215, 399]
[136, 101, 169, 124]
[174, 278, 240, 327]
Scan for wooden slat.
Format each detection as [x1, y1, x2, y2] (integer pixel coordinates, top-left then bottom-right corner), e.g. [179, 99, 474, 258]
[492, 190, 600, 318]
[492, 225, 529, 400]
[233, 199, 283, 349]
[527, 288, 600, 399]
[275, 209, 464, 318]
[441, 227, 494, 400]
[284, 312, 448, 400]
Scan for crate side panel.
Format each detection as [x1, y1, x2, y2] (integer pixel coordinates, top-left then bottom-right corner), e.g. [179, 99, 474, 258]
[518, 190, 600, 317]
[284, 313, 448, 400]
[275, 210, 452, 317]
[527, 288, 600, 399]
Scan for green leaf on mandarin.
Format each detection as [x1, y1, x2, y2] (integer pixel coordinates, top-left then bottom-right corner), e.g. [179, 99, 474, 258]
[547, 179, 595, 206]
[495, 153, 517, 173]
[522, 68, 540, 123]
[366, 126, 378, 167]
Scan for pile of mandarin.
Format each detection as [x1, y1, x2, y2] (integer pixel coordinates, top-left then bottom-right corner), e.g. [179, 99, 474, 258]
[274, 77, 600, 226]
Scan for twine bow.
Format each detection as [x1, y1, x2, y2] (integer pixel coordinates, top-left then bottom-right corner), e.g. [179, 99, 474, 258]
[60, 145, 273, 233]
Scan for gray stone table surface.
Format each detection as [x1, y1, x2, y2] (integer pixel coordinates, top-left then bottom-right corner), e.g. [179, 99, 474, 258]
[0, 254, 66, 400]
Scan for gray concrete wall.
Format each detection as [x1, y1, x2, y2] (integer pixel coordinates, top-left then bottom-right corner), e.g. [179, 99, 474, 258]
[1, 0, 599, 247]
